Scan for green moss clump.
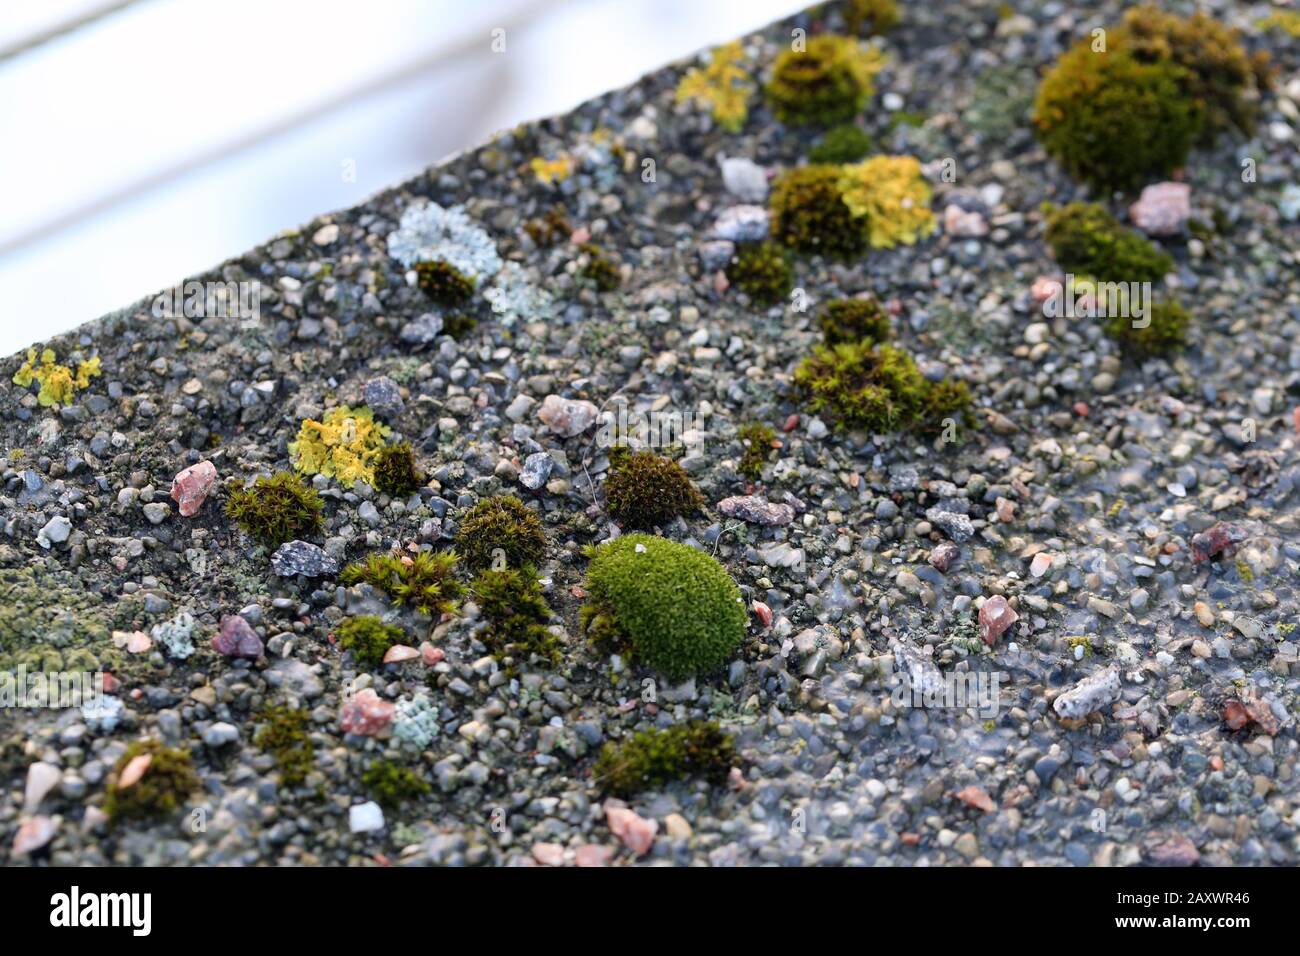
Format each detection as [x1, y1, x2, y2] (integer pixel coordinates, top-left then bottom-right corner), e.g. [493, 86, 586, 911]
[1116, 6, 1270, 144]
[793, 341, 971, 435]
[254, 706, 315, 788]
[362, 759, 430, 807]
[415, 259, 474, 306]
[1033, 42, 1201, 194]
[808, 123, 873, 164]
[341, 551, 463, 618]
[373, 443, 422, 497]
[454, 495, 547, 571]
[593, 720, 736, 796]
[769, 165, 866, 258]
[726, 242, 793, 306]
[818, 296, 892, 346]
[581, 534, 746, 682]
[765, 34, 886, 127]
[1103, 299, 1190, 356]
[440, 313, 478, 340]
[737, 422, 777, 481]
[842, 0, 901, 36]
[604, 451, 703, 529]
[225, 471, 325, 547]
[1043, 202, 1173, 283]
[579, 243, 621, 291]
[472, 566, 561, 666]
[336, 614, 406, 668]
[104, 741, 199, 823]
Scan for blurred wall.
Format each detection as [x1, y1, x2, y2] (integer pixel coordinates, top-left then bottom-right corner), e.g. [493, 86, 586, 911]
[0, 0, 807, 356]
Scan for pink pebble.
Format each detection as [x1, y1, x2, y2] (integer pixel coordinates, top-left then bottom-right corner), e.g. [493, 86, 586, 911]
[382, 644, 420, 664]
[420, 643, 444, 666]
[605, 804, 657, 857]
[12, 816, 58, 856]
[573, 843, 613, 867]
[978, 595, 1019, 647]
[212, 615, 264, 660]
[118, 754, 152, 790]
[170, 460, 218, 517]
[531, 842, 566, 866]
[340, 688, 394, 736]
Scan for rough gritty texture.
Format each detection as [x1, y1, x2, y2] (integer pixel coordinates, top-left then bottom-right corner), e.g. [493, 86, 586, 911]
[3, 0, 1300, 867]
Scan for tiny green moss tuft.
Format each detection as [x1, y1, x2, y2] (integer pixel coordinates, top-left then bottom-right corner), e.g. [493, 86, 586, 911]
[336, 614, 406, 668]
[340, 551, 463, 617]
[104, 740, 199, 823]
[765, 34, 886, 127]
[1043, 202, 1173, 283]
[523, 205, 571, 246]
[225, 471, 325, 547]
[793, 341, 971, 435]
[362, 759, 431, 807]
[604, 451, 703, 529]
[818, 296, 892, 346]
[808, 123, 873, 164]
[593, 720, 736, 796]
[726, 242, 794, 306]
[770, 165, 866, 258]
[254, 706, 315, 788]
[579, 243, 621, 291]
[472, 565, 562, 666]
[581, 534, 747, 681]
[737, 422, 777, 482]
[373, 443, 422, 498]
[454, 495, 547, 571]
[415, 259, 475, 306]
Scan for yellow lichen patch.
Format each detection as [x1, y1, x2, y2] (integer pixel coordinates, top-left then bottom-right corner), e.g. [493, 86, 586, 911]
[12, 349, 102, 407]
[837, 155, 936, 249]
[1257, 10, 1300, 38]
[675, 40, 754, 133]
[530, 155, 573, 185]
[289, 405, 390, 487]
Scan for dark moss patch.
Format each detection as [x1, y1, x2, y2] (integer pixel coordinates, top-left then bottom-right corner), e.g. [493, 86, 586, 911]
[415, 259, 474, 306]
[794, 342, 971, 435]
[604, 451, 703, 529]
[770, 165, 866, 258]
[818, 296, 892, 346]
[454, 495, 547, 572]
[593, 720, 736, 796]
[336, 614, 406, 668]
[765, 34, 883, 127]
[726, 242, 793, 306]
[105, 740, 199, 823]
[737, 422, 777, 482]
[579, 243, 621, 291]
[471, 565, 561, 666]
[524, 205, 571, 246]
[1044, 202, 1173, 283]
[373, 443, 422, 497]
[842, 0, 900, 36]
[1104, 299, 1191, 356]
[362, 759, 430, 807]
[225, 471, 325, 547]
[340, 551, 463, 618]
[254, 705, 315, 788]
[807, 123, 873, 164]
[1033, 41, 1201, 193]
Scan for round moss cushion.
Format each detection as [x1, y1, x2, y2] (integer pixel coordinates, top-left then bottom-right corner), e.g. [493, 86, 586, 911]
[583, 534, 747, 682]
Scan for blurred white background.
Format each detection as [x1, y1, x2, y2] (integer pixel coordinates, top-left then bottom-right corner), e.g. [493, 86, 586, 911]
[0, 0, 806, 356]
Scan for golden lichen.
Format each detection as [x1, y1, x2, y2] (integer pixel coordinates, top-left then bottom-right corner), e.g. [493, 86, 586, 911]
[530, 155, 574, 185]
[837, 156, 936, 249]
[12, 349, 102, 407]
[675, 40, 755, 133]
[289, 405, 391, 487]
